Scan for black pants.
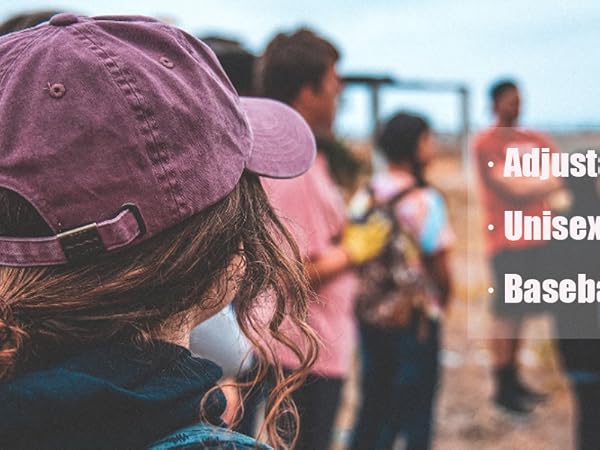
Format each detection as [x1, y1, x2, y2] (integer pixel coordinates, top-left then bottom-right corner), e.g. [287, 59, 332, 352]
[573, 381, 600, 450]
[290, 373, 344, 450]
[351, 319, 440, 450]
[235, 367, 343, 450]
[234, 363, 272, 438]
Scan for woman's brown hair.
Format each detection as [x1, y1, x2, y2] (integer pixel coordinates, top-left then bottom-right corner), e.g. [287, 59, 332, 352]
[0, 173, 318, 449]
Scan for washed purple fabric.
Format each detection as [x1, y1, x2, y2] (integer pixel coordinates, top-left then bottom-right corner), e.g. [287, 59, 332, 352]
[0, 14, 315, 266]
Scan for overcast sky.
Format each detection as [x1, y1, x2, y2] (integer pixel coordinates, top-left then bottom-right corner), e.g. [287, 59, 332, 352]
[1, 0, 599, 136]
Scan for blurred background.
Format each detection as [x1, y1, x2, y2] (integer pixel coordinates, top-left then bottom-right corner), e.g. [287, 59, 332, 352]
[3, 0, 600, 136]
[2, 1, 598, 449]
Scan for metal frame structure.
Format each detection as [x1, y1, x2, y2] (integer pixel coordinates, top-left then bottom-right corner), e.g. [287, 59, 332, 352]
[342, 75, 471, 168]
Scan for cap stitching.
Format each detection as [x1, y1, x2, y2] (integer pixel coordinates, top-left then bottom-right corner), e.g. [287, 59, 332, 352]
[68, 23, 187, 221]
[162, 25, 254, 166]
[69, 24, 187, 220]
[164, 25, 237, 99]
[157, 24, 194, 53]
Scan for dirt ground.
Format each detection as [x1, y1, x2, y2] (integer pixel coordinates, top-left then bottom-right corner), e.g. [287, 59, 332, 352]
[330, 151, 578, 450]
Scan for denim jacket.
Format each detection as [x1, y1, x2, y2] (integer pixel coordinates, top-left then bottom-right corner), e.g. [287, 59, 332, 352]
[0, 341, 270, 449]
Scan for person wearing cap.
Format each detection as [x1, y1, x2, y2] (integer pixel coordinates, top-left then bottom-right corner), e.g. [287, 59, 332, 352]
[188, 35, 257, 426]
[254, 28, 390, 450]
[0, 14, 319, 449]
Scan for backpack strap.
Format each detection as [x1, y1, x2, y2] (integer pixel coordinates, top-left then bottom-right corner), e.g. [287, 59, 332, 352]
[387, 186, 418, 207]
[367, 184, 418, 212]
[368, 184, 422, 254]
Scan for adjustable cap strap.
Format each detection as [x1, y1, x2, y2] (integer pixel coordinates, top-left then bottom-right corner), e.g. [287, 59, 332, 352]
[0, 205, 145, 267]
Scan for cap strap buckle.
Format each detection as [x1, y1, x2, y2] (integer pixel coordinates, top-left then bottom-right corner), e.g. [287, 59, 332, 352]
[57, 222, 104, 263]
[0, 204, 145, 267]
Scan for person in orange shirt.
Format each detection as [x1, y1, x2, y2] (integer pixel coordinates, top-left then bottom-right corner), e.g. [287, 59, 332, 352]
[472, 79, 562, 414]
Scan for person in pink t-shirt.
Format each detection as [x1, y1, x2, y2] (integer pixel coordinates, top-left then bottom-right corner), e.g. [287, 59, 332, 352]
[255, 29, 389, 450]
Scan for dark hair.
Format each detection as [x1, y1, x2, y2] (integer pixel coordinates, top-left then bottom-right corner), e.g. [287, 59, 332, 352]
[490, 79, 518, 104]
[0, 11, 61, 36]
[0, 174, 318, 449]
[258, 28, 339, 104]
[202, 37, 256, 96]
[377, 112, 430, 187]
[315, 136, 366, 193]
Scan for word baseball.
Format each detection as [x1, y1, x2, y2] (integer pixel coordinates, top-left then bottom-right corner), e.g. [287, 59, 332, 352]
[505, 274, 600, 304]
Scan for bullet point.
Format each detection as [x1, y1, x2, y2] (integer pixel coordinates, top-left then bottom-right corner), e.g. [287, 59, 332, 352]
[488, 287, 494, 294]
[488, 224, 494, 231]
[487, 161, 494, 168]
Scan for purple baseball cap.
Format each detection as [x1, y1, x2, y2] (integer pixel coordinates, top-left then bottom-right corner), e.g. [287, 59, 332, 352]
[0, 14, 316, 267]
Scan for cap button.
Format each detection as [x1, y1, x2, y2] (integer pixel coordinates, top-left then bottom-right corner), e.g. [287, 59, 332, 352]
[49, 13, 79, 27]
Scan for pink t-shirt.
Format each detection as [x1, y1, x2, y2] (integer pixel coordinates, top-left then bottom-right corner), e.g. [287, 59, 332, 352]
[262, 153, 359, 379]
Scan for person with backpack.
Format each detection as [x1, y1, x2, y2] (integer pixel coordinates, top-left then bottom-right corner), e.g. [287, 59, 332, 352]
[350, 112, 454, 450]
[0, 14, 319, 449]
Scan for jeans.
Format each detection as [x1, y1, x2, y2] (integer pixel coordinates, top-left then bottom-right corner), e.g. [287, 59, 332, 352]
[351, 318, 440, 450]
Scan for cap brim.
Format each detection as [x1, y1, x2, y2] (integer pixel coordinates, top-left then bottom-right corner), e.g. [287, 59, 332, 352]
[241, 97, 316, 179]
